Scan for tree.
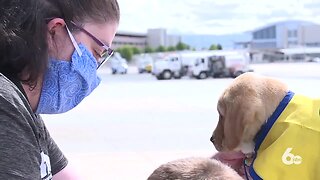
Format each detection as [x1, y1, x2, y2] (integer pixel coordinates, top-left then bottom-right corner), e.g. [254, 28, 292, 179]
[209, 44, 218, 50]
[144, 46, 154, 53]
[116, 48, 123, 55]
[209, 44, 223, 50]
[156, 45, 166, 52]
[132, 46, 141, 54]
[176, 41, 190, 51]
[167, 46, 176, 52]
[118, 46, 133, 61]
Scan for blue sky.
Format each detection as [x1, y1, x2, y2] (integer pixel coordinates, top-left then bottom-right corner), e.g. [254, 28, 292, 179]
[117, 0, 320, 35]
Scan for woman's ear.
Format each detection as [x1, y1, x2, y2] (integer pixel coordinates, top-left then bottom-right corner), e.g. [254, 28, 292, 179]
[47, 18, 66, 36]
[46, 18, 72, 59]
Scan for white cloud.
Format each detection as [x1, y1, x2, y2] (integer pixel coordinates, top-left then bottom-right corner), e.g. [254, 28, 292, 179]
[117, 0, 320, 35]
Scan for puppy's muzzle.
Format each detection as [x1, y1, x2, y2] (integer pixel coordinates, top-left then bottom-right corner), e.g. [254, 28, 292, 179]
[211, 135, 223, 151]
[210, 136, 215, 144]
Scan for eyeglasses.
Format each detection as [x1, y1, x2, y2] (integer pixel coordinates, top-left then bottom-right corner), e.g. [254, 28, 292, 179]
[70, 21, 114, 69]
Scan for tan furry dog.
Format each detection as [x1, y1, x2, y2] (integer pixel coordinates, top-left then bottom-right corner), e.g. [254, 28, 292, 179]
[210, 72, 320, 179]
[147, 157, 243, 180]
[211, 72, 288, 154]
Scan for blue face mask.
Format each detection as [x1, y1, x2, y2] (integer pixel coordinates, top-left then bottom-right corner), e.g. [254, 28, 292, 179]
[36, 29, 101, 114]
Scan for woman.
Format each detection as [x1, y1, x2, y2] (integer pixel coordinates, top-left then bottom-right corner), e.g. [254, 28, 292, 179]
[0, 0, 119, 179]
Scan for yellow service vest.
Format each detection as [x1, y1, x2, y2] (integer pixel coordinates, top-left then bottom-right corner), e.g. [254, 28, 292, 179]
[249, 91, 320, 180]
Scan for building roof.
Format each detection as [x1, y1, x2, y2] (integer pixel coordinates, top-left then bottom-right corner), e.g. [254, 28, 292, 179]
[116, 31, 147, 38]
[280, 47, 320, 55]
[251, 19, 318, 33]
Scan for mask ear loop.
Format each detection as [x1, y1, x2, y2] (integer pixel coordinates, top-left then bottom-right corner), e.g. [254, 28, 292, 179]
[65, 25, 82, 57]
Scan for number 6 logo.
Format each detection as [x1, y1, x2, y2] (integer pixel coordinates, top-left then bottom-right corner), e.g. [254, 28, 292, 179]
[282, 148, 302, 165]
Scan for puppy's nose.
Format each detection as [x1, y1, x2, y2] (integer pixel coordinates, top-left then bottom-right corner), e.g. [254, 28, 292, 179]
[210, 136, 215, 144]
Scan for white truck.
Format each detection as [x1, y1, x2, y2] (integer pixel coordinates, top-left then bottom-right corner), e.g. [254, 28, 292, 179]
[152, 54, 182, 80]
[152, 50, 253, 80]
[191, 51, 253, 79]
[109, 52, 129, 74]
[151, 52, 204, 80]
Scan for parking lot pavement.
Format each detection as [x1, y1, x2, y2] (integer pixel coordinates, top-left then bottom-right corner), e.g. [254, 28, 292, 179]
[250, 62, 320, 79]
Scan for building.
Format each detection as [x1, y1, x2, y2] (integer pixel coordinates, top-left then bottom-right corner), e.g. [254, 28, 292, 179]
[112, 28, 181, 50]
[280, 47, 320, 61]
[301, 25, 320, 47]
[233, 20, 320, 62]
[112, 31, 147, 50]
[147, 28, 167, 49]
[166, 34, 181, 48]
[251, 20, 320, 50]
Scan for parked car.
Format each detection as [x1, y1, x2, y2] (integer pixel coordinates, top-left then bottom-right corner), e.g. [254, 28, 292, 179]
[110, 52, 128, 74]
[135, 54, 153, 73]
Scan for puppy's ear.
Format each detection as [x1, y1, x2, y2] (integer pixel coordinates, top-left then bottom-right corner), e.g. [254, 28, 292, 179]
[222, 102, 246, 150]
[225, 106, 260, 151]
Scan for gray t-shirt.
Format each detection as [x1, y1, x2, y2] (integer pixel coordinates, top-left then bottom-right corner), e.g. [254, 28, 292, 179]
[0, 74, 68, 179]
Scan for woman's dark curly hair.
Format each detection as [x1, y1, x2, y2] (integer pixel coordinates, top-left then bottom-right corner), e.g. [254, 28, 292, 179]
[0, 0, 120, 87]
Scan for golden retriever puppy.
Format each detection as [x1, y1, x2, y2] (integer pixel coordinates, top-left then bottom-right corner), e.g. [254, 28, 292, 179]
[211, 72, 288, 154]
[147, 157, 244, 180]
[210, 72, 320, 179]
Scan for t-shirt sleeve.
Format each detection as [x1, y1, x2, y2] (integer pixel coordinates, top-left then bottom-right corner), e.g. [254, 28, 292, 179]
[43, 124, 68, 175]
[0, 75, 68, 178]
[0, 86, 41, 179]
